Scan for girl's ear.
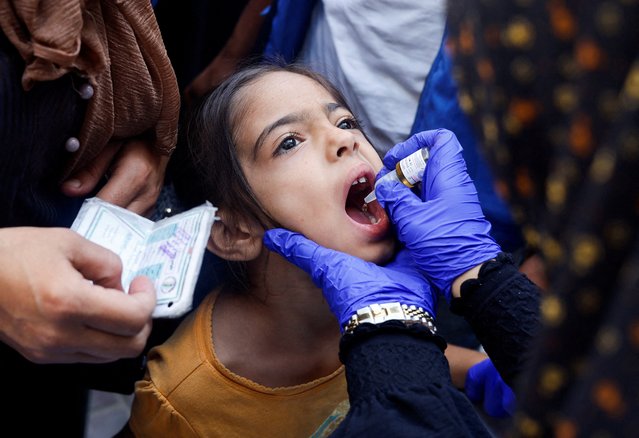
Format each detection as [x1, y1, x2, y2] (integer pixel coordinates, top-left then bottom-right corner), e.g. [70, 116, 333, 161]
[207, 209, 263, 261]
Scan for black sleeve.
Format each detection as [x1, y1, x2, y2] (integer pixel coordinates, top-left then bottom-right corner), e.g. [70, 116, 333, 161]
[331, 322, 493, 438]
[451, 252, 542, 387]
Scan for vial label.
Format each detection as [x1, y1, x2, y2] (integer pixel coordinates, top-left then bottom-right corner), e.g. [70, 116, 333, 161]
[398, 149, 428, 186]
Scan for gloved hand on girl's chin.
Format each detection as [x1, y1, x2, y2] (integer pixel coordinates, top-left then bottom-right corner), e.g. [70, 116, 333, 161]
[376, 129, 502, 300]
[263, 229, 437, 330]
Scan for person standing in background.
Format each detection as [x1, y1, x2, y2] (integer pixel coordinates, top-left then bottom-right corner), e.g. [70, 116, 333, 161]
[446, 0, 639, 435]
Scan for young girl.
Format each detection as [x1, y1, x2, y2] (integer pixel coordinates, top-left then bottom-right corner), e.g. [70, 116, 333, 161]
[124, 63, 502, 437]
[126, 63, 394, 437]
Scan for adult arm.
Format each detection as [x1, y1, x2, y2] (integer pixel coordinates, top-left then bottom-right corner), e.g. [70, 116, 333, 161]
[333, 324, 492, 437]
[451, 253, 541, 388]
[0, 227, 156, 363]
[183, 0, 273, 105]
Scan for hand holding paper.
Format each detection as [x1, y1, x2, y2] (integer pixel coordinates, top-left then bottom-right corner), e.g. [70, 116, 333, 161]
[72, 198, 217, 318]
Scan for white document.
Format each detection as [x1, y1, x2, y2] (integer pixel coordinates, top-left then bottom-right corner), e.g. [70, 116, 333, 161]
[71, 197, 218, 318]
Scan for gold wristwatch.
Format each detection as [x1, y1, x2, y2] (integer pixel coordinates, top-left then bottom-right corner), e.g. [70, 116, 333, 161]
[343, 302, 437, 335]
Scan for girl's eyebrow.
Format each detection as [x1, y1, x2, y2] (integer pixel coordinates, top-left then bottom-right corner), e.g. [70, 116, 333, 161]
[325, 102, 343, 113]
[252, 102, 344, 159]
[253, 113, 302, 159]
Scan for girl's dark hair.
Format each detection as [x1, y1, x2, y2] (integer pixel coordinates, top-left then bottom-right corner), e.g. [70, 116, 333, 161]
[186, 60, 354, 289]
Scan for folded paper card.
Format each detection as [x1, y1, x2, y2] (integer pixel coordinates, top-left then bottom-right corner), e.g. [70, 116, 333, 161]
[71, 197, 218, 318]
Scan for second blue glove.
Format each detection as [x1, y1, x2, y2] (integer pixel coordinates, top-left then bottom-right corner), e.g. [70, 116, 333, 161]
[465, 358, 516, 418]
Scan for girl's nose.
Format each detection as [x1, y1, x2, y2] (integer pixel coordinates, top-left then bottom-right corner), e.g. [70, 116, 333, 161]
[327, 126, 358, 160]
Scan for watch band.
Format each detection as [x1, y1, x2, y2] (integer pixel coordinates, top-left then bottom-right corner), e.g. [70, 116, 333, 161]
[343, 302, 436, 335]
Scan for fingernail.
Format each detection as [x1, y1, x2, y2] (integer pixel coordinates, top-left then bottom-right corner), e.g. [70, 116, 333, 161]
[64, 179, 82, 189]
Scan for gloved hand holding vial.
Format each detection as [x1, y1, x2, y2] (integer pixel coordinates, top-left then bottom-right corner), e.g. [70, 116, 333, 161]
[373, 129, 501, 299]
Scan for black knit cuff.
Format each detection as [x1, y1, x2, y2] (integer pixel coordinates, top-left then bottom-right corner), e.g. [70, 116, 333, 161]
[450, 252, 517, 317]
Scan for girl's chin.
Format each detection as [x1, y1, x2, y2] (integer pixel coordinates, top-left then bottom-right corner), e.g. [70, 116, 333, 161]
[373, 240, 398, 264]
[349, 239, 396, 265]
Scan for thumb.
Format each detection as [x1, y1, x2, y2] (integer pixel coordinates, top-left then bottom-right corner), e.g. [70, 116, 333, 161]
[127, 275, 157, 315]
[375, 178, 426, 230]
[263, 229, 320, 276]
[67, 232, 124, 291]
[375, 177, 423, 207]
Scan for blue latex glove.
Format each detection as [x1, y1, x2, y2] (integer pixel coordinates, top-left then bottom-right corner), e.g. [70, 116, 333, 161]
[376, 129, 501, 299]
[465, 358, 516, 418]
[263, 229, 437, 330]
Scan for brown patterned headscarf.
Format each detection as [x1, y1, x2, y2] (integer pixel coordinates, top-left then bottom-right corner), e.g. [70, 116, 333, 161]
[447, 0, 639, 436]
[0, 0, 180, 178]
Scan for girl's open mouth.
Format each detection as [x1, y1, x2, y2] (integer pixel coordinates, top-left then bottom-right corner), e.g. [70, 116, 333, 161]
[345, 176, 385, 225]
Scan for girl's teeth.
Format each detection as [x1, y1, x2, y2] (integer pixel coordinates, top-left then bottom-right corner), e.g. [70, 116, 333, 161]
[352, 176, 368, 185]
[361, 202, 379, 224]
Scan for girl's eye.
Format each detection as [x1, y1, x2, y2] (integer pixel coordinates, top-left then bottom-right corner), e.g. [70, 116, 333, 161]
[276, 135, 301, 154]
[338, 117, 360, 130]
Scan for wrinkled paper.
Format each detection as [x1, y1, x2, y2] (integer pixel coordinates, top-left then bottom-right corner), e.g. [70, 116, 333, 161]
[72, 197, 217, 318]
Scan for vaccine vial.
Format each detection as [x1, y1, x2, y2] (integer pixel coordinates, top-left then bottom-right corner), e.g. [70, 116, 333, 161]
[364, 147, 429, 204]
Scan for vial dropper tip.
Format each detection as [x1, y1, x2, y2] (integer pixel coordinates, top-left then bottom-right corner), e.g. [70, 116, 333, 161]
[364, 191, 376, 204]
